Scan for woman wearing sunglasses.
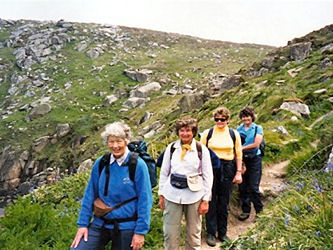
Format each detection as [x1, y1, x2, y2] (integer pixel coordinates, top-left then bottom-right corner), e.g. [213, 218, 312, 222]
[200, 107, 243, 247]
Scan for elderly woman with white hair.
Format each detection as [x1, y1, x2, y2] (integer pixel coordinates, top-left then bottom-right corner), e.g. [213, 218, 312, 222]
[71, 122, 152, 250]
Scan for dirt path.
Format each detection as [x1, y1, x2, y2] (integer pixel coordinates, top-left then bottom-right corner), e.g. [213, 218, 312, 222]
[200, 160, 290, 249]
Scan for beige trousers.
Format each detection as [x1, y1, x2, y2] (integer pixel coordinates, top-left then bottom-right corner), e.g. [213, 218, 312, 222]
[163, 199, 202, 250]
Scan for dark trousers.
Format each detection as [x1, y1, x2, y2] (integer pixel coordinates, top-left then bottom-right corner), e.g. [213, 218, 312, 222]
[206, 160, 236, 237]
[70, 224, 134, 250]
[239, 155, 263, 214]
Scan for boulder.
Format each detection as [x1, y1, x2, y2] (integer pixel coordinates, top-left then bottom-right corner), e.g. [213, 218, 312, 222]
[28, 103, 51, 120]
[131, 82, 161, 98]
[56, 123, 71, 138]
[75, 41, 89, 52]
[280, 101, 310, 117]
[177, 93, 208, 112]
[138, 111, 151, 124]
[262, 56, 274, 68]
[103, 94, 118, 106]
[320, 43, 333, 54]
[124, 69, 152, 82]
[321, 58, 332, 69]
[77, 159, 94, 173]
[123, 97, 148, 108]
[220, 75, 244, 91]
[32, 136, 51, 152]
[289, 42, 312, 62]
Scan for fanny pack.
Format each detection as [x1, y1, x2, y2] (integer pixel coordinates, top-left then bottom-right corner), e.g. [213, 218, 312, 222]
[243, 148, 258, 159]
[93, 196, 138, 217]
[170, 173, 203, 191]
[170, 173, 188, 189]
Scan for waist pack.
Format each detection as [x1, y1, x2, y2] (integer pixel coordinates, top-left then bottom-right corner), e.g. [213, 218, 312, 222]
[170, 173, 188, 189]
[93, 196, 137, 217]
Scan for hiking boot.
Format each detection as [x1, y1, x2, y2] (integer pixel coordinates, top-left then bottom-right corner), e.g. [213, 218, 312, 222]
[218, 234, 230, 242]
[206, 234, 216, 247]
[238, 212, 250, 221]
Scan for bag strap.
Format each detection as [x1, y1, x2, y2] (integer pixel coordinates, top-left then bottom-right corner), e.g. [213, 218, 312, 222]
[206, 128, 214, 147]
[228, 128, 236, 156]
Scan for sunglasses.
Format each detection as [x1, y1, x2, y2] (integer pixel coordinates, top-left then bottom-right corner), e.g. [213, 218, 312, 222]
[214, 117, 227, 122]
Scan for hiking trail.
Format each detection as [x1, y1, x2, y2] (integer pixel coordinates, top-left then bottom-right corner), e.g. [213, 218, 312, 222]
[200, 160, 290, 249]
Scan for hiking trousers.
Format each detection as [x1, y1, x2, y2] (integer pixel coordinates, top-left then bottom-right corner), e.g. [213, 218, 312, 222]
[163, 199, 202, 250]
[206, 159, 236, 237]
[239, 155, 263, 214]
[70, 224, 134, 250]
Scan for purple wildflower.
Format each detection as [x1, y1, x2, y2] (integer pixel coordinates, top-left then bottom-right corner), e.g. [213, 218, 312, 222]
[270, 223, 275, 228]
[284, 216, 290, 226]
[324, 162, 333, 173]
[315, 231, 322, 237]
[307, 205, 312, 212]
[295, 182, 304, 191]
[293, 205, 300, 212]
[314, 182, 322, 193]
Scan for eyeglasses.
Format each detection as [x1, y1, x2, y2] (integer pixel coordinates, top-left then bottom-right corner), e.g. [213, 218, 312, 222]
[214, 117, 227, 122]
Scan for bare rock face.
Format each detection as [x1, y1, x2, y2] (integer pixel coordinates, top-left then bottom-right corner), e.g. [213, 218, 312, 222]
[177, 93, 208, 113]
[123, 97, 148, 108]
[77, 159, 94, 173]
[103, 95, 118, 106]
[280, 101, 310, 117]
[289, 42, 312, 62]
[32, 136, 52, 152]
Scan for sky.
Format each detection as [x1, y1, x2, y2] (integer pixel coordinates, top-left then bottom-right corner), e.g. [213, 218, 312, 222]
[1, 0, 333, 47]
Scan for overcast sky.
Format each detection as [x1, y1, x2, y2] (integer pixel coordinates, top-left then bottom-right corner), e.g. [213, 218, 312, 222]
[1, 0, 333, 46]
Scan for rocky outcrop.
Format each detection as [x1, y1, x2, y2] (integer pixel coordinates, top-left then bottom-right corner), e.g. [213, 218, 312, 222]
[27, 103, 51, 121]
[280, 101, 310, 117]
[124, 69, 153, 82]
[103, 94, 118, 106]
[56, 123, 71, 138]
[130, 82, 161, 98]
[177, 93, 208, 112]
[289, 42, 312, 62]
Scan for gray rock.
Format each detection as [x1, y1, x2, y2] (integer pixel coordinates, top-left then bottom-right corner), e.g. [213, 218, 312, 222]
[258, 67, 269, 76]
[280, 101, 310, 117]
[313, 89, 327, 94]
[276, 126, 290, 136]
[321, 58, 332, 69]
[290, 42, 312, 62]
[163, 89, 178, 95]
[86, 48, 100, 58]
[32, 80, 44, 87]
[17, 181, 34, 195]
[262, 56, 274, 68]
[32, 136, 51, 152]
[17, 57, 36, 70]
[103, 94, 118, 106]
[320, 43, 333, 54]
[220, 75, 244, 91]
[123, 97, 148, 108]
[324, 146, 333, 173]
[75, 41, 89, 52]
[177, 93, 208, 112]
[138, 111, 151, 124]
[56, 123, 71, 138]
[28, 103, 51, 120]
[124, 69, 152, 82]
[131, 82, 161, 98]
[77, 159, 93, 173]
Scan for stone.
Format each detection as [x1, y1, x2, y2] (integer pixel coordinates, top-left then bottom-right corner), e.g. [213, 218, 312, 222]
[28, 103, 51, 120]
[262, 56, 274, 68]
[124, 69, 152, 82]
[123, 97, 148, 108]
[56, 123, 71, 138]
[138, 111, 151, 124]
[290, 42, 312, 62]
[77, 159, 93, 173]
[313, 89, 327, 94]
[177, 93, 208, 112]
[32, 136, 51, 152]
[321, 58, 332, 69]
[163, 89, 178, 95]
[17, 182, 34, 195]
[103, 94, 118, 106]
[86, 48, 100, 58]
[276, 126, 290, 136]
[320, 43, 333, 54]
[131, 82, 161, 98]
[220, 75, 244, 91]
[280, 102, 310, 117]
[75, 41, 89, 52]
[287, 66, 303, 78]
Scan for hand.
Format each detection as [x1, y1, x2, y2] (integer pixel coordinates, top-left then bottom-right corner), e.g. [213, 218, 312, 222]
[198, 200, 209, 215]
[158, 195, 165, 210]
[233, 172, 242, 184]
[131, 234, 145, 250]
[71, 227, 88, 248]
[241, 162, 246, 175]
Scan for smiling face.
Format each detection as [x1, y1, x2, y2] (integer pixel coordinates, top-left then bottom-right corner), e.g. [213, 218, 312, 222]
[107, 136, 127, 158]
[241, 115, 253, 127]
[214, 116, 229, 129]
[178, 126, 194, 145]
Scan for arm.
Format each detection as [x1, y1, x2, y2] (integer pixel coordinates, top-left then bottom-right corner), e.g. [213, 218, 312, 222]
[158, 143, 173, 210]
[198, 145, 213, 214]
[242, 125, 264, 150]
[233, 131, 243, 184]
[133, 157, 153, 235]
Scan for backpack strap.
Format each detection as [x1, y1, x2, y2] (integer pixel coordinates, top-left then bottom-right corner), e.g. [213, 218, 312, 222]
[228, 128, 236, 156]
[99, 152, 111, 196]
[206, 128, 214, 147]
[127, 152, 138, 182]
[195, 141, 202, 173]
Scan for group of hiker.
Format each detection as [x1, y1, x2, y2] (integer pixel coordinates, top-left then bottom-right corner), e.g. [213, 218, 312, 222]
[70, 106, 264, 250]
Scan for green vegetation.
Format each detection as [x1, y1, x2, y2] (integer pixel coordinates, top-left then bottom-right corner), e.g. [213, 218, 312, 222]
[0, 20, 332, 249]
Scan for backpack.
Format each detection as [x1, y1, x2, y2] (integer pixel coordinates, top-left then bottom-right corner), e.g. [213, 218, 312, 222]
[254, 125, 265, 157]
[99, 140, 157, 197]
[241, 125, 265, 158]
[206, 127, 239, 154]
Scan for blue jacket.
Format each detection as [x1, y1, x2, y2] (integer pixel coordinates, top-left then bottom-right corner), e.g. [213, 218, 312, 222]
[77, 152, 153, 235]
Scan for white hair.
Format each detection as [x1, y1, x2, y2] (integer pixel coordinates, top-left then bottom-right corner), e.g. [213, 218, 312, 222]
[101, 122, 132, 145]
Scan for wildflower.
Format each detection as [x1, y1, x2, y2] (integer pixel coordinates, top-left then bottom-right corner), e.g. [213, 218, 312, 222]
[293, 205, 300, 212]
[284, 216, 290, 226]
[315, 231, 322, 237]
[324, 162, 333, 173]
[314, 182, 322, 193]
[295, 182, 304, 191]
[307, 205, 312, 212]
[270, 223, 275, 228]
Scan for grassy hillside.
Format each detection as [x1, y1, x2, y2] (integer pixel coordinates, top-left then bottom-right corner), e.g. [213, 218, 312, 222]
[0, 20, 332, 249]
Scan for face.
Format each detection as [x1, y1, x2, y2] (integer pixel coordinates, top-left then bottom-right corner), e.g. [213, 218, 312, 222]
[241, 116, 253, 126]
[107, 136, 127, 158]
[178, 126, 194, 144]
[214, 116, 229, 129]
